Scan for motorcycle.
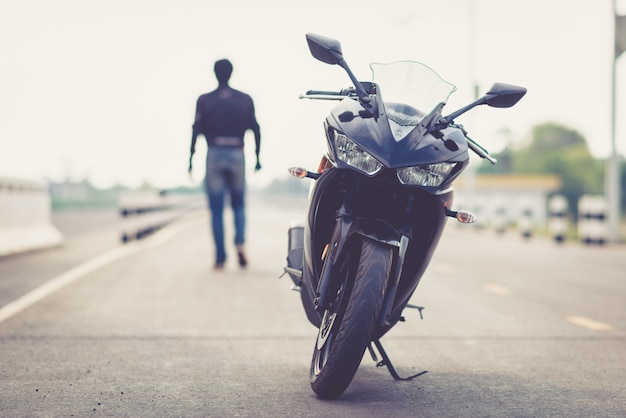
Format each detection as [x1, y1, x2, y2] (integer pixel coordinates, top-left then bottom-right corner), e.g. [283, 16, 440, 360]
[282, 33, 526, 399]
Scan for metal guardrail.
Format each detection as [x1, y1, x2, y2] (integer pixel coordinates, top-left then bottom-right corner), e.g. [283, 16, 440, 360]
[118, 191, 205, 243]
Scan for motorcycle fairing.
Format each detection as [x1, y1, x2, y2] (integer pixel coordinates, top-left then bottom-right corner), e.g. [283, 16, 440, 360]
[328, 97, 469, 169]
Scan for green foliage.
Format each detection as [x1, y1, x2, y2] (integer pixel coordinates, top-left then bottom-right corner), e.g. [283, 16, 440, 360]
[477, 122, 606, 214]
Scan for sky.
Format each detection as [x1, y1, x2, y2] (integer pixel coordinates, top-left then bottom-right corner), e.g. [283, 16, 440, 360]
[1, 0, 626, 190]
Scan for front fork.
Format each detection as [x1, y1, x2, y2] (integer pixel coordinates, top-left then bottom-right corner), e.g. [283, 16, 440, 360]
[313, 207, 360, 312]
[377, 194, 416, 329]
[314, 195, 415, 332]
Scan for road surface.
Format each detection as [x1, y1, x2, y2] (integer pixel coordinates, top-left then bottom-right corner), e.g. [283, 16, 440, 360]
[0, 195, 624, 417]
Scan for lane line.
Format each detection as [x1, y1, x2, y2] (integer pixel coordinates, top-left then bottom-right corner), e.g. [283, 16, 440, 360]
[566, 315, 613, 331]
[433, 263, 455, 274]
[0, 214, 204, 325]
[0, 244, 141, 324]
[483, 282, 513, 295]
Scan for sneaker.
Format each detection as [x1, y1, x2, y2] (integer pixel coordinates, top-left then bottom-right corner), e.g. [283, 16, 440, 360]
[214, 261, 225, 270]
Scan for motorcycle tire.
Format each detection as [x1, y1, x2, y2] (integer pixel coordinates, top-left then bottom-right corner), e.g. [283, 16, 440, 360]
[310, 236, 392, 399]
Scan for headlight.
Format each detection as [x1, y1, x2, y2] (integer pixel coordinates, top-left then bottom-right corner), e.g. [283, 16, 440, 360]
[335, 133, 383, 175]
[396, 162, 456, 187]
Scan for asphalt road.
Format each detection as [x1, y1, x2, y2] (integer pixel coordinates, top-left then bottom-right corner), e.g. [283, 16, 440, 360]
[0, 195, 624, 417]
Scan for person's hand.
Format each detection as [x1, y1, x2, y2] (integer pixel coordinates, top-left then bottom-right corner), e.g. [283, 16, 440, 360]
[188, 160, 194, 182]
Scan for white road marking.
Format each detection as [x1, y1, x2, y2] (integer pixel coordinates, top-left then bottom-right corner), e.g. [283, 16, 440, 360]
[0, 214, 203, 325]
[433, 263, 455, 274]
[566, 315, 613, 331]
[483, 282, 513, 295]
[0, 244, 141, 324]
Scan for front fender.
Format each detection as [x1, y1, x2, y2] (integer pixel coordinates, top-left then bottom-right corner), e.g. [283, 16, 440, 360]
[327, 215, 400, 266]
[314, 215, 400, 314]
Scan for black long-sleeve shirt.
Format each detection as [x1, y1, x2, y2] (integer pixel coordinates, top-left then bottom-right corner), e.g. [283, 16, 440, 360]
[191, 85, 261, 154]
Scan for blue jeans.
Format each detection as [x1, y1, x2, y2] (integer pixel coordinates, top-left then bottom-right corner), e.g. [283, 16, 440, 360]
[204, 147, 246, 263]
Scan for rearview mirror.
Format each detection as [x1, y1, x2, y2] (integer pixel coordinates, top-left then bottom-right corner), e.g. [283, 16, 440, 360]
[306, 33, 344, 65]
[484, 83, 527, 108]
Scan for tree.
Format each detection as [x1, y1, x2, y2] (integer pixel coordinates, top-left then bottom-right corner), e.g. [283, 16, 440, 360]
[478, 122, 604, 216]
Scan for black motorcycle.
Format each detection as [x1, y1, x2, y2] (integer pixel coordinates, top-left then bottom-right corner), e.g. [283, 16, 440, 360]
[283, 33, 526, 399]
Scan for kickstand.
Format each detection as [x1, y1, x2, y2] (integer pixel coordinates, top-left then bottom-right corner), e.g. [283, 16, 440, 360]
[368, 339, 428, 381]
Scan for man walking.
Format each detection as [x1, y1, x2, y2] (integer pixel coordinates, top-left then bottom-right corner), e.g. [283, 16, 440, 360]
[189, 58, 261, 270]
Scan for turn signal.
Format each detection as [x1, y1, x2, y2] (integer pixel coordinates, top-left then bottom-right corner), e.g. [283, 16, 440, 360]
[288, 167, 308, 178]
[288, 167, 320, 180]
[456, 210, 477, 224]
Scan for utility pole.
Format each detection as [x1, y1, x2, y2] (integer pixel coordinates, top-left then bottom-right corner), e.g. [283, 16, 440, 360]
[466, 0, 478, 196]
[610, 0, 624, 242]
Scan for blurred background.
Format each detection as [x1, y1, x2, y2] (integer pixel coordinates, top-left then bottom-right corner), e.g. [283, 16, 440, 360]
[1, 0, 625, 244]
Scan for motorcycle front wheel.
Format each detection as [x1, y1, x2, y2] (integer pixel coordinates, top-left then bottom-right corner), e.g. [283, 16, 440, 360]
[310, 236, 392, 399]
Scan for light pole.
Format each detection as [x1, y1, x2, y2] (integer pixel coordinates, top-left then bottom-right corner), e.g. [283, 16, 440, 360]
[610, 0, 624, 242]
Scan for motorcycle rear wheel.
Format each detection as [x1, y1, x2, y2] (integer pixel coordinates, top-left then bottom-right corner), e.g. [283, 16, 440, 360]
[310, 237, 392, 399]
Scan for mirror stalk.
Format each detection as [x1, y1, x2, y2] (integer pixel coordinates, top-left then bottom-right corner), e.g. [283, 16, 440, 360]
[438, 96, 488, 127]
[337, 60, 371, 106]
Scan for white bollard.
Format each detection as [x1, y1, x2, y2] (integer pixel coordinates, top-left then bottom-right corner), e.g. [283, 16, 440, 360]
[520, 207, 533, 239]
[548, 195, 568, 243]
[0, 176, 63, 256]
[493, 206, 507, 234]
[578, 195, 608, 245]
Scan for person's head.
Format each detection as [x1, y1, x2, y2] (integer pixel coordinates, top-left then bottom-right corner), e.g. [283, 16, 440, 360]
[214, 59, 233, 85]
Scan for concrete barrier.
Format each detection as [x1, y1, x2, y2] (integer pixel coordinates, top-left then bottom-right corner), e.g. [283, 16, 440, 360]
[578, 195, 607, 245]
[119, 191, 204, 243]
[0, 176, 63, 256]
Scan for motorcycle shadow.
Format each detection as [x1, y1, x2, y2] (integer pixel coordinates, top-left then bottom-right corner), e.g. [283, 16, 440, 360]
[311, 369, 597, 417]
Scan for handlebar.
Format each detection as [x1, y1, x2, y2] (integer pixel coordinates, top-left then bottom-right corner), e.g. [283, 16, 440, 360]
[466, 138, 497, 164]
[299, 91, 497, 165]
[305, 90, 342, 96]
[451, 123, 497, 164]
[299, 87, 358, 101]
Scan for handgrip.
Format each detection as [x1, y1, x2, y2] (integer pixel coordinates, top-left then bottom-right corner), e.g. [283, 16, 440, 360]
[305, 90, 341, 96]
